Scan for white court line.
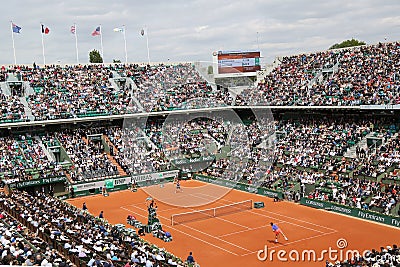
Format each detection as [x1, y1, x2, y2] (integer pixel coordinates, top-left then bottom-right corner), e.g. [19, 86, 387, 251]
[217, 224, 269, 238]
[123, 204, 253, 253]
[134, 205, 253, 253]
[193, 192, 328, 234]
[245, 210, 326, 234]
[204, 215, 252, 230]
[178, 197, 253, 230]
[120, 188, 338, 257]
[192, 182, 338, 232]
[120, 207, 239, 256]
[239, 231, 336, 257]
[124, 202, 252, 230]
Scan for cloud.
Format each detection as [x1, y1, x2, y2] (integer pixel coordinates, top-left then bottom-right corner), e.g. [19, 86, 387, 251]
[0, 0, 399, 65]
[195, 25, 209, 33]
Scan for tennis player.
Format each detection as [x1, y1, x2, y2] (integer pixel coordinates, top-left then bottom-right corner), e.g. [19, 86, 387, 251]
[270, 222, 284, 243]
[175, 179, 183, 193]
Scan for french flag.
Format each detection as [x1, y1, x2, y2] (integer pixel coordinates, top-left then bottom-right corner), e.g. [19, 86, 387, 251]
[41, 24, 50, 34]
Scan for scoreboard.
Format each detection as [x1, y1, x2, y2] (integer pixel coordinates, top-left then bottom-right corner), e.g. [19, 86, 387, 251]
[217, 50, 261, 74]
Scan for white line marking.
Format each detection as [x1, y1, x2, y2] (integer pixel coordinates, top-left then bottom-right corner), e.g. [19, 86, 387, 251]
[194, 184, 338, 232]
[217, 225, 268, 238]
[239, 231, 337, 257]
[123, 205, 252, 253]
[193, 192, 328, 234]
[118, 186, 340, 258]
[120, 206, 239, 256]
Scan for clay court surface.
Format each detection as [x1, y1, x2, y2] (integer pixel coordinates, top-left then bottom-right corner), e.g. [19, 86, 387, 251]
[67, 180, 400, 267]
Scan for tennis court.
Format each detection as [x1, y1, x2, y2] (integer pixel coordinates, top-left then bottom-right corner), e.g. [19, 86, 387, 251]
[67, 180, 400, 267]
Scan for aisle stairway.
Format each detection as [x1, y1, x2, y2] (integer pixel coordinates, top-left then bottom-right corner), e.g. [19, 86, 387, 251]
[106, 154, 127, 176]
[344, 132, 379, 158]
[20, 96, 35, 121]
[0, 82, 11, 95]
[65, 172, 73, 183]
[103, 135, 127, 176]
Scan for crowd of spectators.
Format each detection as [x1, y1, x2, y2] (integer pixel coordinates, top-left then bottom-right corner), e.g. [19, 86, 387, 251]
[0, 195, 71, 266]
[107, 126, 170, 175]
[0, 191, 185, 267]
[327, 244, 400, 267]
[275, 117, 373, 169]
[243, 42, 400, 106]
[0, 136, 28, 184]
[56, 130, 118, 182]
[21, 64, 135, 120]
[0, 93, 27, 123]
[0, 134, 65, 185]
[1, 42, 400, 267]
[0, 41, 398, 124]
[0, 114, 399, 217]
[126, 63, 233, 111]
[307, 175, 399, 216]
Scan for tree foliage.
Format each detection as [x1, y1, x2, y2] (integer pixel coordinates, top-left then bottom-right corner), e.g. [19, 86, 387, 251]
[89, 49, 103, 63]
[329, 39, 366, 50]
[207, 65, 213, 75]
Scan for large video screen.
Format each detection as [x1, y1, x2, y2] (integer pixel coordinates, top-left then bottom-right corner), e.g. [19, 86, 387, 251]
[217, 50, 261, 74]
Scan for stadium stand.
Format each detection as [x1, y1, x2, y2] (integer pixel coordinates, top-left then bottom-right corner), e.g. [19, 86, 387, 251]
[0, 191, 185, 267]
[1, 40, 400, 266]
[244, 42, 400, 106]
[327, 244, 400, 266]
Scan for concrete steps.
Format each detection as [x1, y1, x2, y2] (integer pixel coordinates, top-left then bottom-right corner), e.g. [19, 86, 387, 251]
[344, 132, 377, 158]
[34, 136, 54, 161]
[0, 82, 11, 96]
[103, 135, 127, 177]
[106, 154, 127, 176]
[65, 172, 73, 183]
[20, 96, 35, 121]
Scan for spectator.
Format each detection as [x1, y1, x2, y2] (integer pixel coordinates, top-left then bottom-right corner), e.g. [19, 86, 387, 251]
[186, 251, 195, 264]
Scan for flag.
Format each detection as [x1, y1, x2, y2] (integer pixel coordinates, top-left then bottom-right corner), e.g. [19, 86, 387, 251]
[12, 23, 21, 34]
[70, 25, 76, 34]
[41, 24, 50, 34]
[140, 28, 145, 36]
[92, 26, 101, 36]
[113, 27, 124, 33]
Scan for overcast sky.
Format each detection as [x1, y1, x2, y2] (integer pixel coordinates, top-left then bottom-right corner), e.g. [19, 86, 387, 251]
[1, 0, 399, 65]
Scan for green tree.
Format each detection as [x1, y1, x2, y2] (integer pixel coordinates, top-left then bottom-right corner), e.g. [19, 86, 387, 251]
[207, 65, 213, 75]
[113, 59, 121, 63]
[89, 49, 103, 63]
[329, 39, 366, 50]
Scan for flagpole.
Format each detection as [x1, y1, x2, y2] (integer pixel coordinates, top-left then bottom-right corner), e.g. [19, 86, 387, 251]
[123, 25, 127, 64]
[10, 21, 17, 65]
[41, 23, 46, 65]
[74, 23, 79, 64]
[99, 24, 104, 61]
[145, 26, 150, 65]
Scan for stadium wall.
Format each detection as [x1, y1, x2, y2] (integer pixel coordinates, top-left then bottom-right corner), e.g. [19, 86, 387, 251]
[300, 197, 400, 228]
[193, 174, 284, 199]
[66, 170, 179, 198]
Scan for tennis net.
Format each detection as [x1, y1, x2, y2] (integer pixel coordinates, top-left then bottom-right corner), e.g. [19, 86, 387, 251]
[171, 199, 253, 225]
